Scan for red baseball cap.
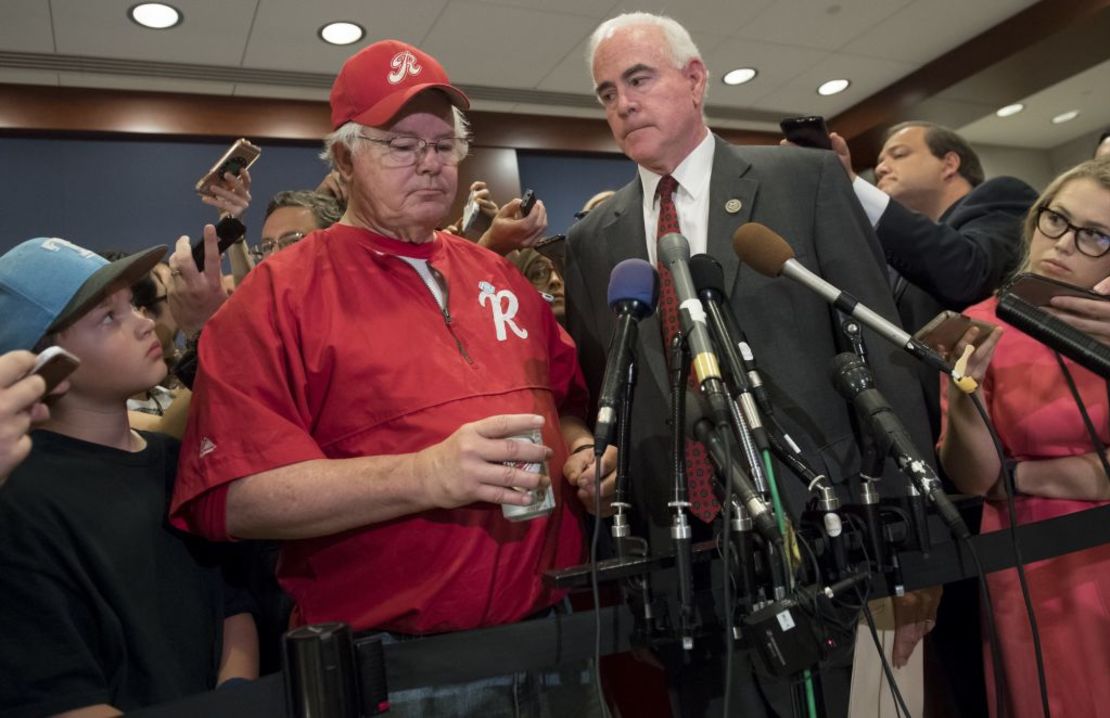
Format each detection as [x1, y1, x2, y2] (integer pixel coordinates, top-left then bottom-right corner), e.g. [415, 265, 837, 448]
[329, 40, 470, 129]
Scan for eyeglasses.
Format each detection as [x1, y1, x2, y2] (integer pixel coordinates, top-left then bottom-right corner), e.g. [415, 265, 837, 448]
[255, 232, 305, 259]
[357, 134, 470, 168]
[1037, 207, 1110, 258]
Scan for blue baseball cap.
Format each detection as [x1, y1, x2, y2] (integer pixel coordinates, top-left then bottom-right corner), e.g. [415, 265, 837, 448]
[0, 238, 166, 353]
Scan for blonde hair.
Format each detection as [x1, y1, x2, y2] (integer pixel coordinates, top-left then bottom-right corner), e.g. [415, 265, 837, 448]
[1014, 156, 1110, 276]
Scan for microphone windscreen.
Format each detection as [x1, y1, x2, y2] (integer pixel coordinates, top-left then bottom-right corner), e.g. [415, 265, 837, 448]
[732, 223, 795, 277]
[607, 258, 659, 311]
[689, 254, 726, 294]
[658, 232, 690, 267]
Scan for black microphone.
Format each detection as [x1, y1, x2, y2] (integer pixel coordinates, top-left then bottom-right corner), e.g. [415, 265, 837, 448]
[996, 290, 1110, 379]
[830, 353, 970, 539]
[658, 233, 731, 425]
[593, 259, 658, 453]
[733, 223, 976, 391]
[685, 395, 782, 546]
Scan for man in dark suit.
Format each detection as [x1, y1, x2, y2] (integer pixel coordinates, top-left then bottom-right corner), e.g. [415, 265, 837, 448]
[563, 12, 933, 717]
[829, 122, 1036, 716]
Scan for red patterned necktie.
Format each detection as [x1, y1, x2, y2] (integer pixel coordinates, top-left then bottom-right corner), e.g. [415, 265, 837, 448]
[655, 175, 721, 523]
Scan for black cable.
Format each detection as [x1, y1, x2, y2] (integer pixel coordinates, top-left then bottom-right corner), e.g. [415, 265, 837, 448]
[968, 392, 1048, 718]
[590, 458, 611, 718]
[722, 420, 734, 718]
[964, 538, 1008, 718]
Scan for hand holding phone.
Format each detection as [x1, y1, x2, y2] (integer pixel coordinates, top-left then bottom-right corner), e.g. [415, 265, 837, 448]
[519, 189, 537, 217]
[780, 116, 832, 150]
[1004, 272, 1108, 306]
[195, 138, 261, 197]
[914, 310, 997, 356]
[29, 346, 80, 395]
[192, 216, 246, 272]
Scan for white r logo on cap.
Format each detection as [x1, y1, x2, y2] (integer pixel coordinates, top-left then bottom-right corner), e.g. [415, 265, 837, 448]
[388, 51, 422, 84]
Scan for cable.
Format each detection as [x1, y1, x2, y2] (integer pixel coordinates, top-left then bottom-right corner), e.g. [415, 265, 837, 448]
[590, 458, 612, 718]
[968, 392, 1048, 718]
[722, 419, 734, 718]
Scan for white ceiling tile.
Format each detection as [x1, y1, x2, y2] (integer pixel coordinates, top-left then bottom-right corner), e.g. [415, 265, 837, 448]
[242, 0, 450, 74]
[734, 0, 913, 52]
[0, 69, 58, 86]
[958, 58, 1110, 150]
[754, 53, 917, 117]
[422, 1, 599, 88]
[58, 72, 235, 96]
[841, 0, 1042, 63]
[657, 0, 776, 36]
[0, 0, 55, 52]
[468, 0, 623, 20]
[50, 0, 257, 65]
[703, 40, 830, 107]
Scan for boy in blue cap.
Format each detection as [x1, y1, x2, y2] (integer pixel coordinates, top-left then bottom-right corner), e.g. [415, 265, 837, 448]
[0, 238, 257, 717]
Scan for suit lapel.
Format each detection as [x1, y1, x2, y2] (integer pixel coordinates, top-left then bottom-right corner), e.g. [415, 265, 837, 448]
[706, 136, 758, 296]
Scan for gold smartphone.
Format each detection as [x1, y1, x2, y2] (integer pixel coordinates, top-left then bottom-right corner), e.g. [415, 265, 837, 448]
[195, 138, 261, 196]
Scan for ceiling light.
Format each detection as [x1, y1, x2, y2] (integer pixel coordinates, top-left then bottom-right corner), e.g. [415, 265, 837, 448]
[319, 21, 365, 46]
[128, 3, 181, 30]
[817, 79, 850, 96]
[1052, 110, 1080, 124]
[996, 103, 1024, 118]
[722, 68, 758, 86]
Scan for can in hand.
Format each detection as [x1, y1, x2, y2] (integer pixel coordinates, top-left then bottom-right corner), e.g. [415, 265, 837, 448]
[501, 428, 556, 522]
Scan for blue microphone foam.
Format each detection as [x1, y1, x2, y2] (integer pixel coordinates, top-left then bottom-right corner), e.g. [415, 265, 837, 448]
[607, 258, 658, 311]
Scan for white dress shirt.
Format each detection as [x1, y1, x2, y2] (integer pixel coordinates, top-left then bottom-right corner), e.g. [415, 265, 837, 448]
[852, 175, 891, 228]
[639, 130, 715, 265]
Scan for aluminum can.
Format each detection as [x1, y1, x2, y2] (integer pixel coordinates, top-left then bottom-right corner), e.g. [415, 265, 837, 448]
[501, 428, 556, 521]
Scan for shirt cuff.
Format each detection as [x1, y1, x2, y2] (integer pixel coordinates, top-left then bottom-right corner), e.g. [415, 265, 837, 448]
[853, 176, 890, 228]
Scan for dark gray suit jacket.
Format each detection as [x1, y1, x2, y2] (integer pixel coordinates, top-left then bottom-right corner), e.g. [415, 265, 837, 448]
[565, 137, 934, 530]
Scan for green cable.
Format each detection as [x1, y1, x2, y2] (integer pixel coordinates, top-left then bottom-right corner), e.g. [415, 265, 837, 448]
[761, 450, 819, 718]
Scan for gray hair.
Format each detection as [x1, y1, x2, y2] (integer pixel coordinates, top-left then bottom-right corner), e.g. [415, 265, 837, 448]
[265, 190, 342, 228]
[587, 13, 705, 97]
[320, 106, 471, 169]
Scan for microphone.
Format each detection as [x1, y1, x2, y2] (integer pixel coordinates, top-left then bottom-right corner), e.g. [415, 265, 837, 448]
[996, 290, 1110, 379]
[685, 394, 782, 546]
[732, 223, 976, 392]
[830, 353, 970, 539]
[594, 259, 659, 453]
[658, 233, 731, 425]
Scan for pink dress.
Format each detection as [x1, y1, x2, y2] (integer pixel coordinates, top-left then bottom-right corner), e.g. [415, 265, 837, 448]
[942, 295, 1110, 717]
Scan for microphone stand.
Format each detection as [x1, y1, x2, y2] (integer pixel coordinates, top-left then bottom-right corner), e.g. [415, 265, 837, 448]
[669, 332, 697, 652]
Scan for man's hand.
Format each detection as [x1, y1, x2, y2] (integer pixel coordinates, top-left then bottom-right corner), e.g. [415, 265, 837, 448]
[0, 351, 50, 484]
[201, 169, 252, 219]
[563, 444, 618, 517]
[478, 196, 549, 256]
[316, 170, 348, 206]
[413, 414, 553, 510]
[1047, 276, 1110, 345]
[167, 226, 230, 336]
[891, 585, 942, 668]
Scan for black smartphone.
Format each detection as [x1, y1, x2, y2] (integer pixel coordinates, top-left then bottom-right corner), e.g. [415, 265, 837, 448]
[913, 310, 996, 353]
[1004, 272, 1108, 307]
[192, 216, 246, 272]
[533, 234, 565, 263]
[519, 189, 537, 217]
[29, 346, 80, 395]
[780, 116, 832, 150]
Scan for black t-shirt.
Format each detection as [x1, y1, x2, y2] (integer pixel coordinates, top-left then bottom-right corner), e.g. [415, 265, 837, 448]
[0, 430, 230, 717]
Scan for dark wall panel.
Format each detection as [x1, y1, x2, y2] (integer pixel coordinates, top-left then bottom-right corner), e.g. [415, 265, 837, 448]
[516, 151, 635, 236]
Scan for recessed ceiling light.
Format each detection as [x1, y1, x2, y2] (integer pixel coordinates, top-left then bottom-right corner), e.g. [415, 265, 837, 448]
[722, 68, 758, 86]
[128, 3, 181, 30]
[1052, 110, 1080, 124]
[817, 79, 850, 96]
[996, 103, 1024, 118]
[319, 21, 365, 46]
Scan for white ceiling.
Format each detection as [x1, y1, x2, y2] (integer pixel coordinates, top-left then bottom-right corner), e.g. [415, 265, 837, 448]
[0, 0, 1102, 148]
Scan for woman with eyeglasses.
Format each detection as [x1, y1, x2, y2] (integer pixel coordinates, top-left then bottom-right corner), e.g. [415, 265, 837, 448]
[939, 157, 1110, 717]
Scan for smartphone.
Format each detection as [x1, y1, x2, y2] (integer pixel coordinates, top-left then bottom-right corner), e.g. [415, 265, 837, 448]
[780, 116, 832, 150]
[192, 216, 246, 272]
[459, 191, 492, 241]
[913, 310, 996, 353]
[29, 346, 80, 395]
[195, 138, 261, 197]
[519, 189, 537, 217]
[1004, 272, 1108, 307]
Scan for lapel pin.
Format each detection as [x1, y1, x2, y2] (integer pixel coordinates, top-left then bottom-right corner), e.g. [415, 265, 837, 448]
[725, 198, 743, 214]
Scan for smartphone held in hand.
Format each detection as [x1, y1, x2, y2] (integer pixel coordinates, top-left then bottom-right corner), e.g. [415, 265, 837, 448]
[29, 346, 80, 395]
[195, 138, 261, 197]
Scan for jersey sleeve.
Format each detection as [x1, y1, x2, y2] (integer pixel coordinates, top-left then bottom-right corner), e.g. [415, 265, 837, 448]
[170, 266, 328, 541]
